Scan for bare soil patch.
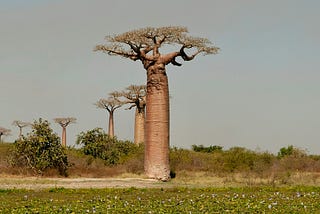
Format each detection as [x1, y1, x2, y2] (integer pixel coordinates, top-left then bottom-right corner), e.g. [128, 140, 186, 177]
[0, 177, 171, 189]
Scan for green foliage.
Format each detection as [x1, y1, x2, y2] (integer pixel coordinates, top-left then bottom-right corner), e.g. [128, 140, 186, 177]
[76, 128, 138, 165]
[170, 146, 275, 175]
[278, 145, 294, 158]
[278, 145, 308, 160]
[1, 187, 320, 213]
[192, 144, 223, 153]
[9, 119, 69, 176]
[223, 147, 256, 172]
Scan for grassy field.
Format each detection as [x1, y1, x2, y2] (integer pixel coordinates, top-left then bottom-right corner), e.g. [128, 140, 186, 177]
[1, 186, 320, 213]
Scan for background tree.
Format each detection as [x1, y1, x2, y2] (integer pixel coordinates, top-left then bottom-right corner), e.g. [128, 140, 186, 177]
[95, 26, 219, 181]
[121, 85, 147, 145]
[12, 120, 31, 140]
[95, 92, 124, 138]
[10, 118, 69, 176]
[0, 127, 11, 142]
[53, 117, 76, 147]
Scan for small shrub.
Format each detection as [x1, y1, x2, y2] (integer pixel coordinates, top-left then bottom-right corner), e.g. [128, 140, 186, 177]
[9, 119, 69, 176]
[192, 144, 223, 153]
[277, 145, 307, 158]
[76, 128, 139, 165]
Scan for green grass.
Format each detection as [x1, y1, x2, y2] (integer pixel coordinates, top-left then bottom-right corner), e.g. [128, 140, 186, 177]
[0, 186, 320, 213]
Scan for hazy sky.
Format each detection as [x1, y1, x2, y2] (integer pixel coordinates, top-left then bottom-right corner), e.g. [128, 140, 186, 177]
[1, 0, 319, 154]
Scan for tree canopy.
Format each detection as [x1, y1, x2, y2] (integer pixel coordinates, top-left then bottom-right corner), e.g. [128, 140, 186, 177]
[95, 91, 124, 113]
[54, 117, 77, 128]
[95, 26, 219, 68]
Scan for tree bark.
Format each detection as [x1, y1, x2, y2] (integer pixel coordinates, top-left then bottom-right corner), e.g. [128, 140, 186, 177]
[62, 126, 67, 147]
[134, 107, 145, 145]
[108, 112, 114, 138]
[144, 63, 170, 181]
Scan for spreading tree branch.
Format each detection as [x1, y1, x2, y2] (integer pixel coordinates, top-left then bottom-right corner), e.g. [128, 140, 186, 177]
[95, 26, 219, 67]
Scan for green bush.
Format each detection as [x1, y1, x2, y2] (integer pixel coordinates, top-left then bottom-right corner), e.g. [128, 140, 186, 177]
[170, 147, 225, 172]
[9, 119, 69, 176]
[192, 144, 223, 153]
[170, 146, 276, 175]
[278, 145, 294, 158]
[76, 128, 138, 165]
[222, 147, 275, 173]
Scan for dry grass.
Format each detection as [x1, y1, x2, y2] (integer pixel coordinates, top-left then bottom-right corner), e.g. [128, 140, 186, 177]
[170, 170, 320, 187]
[2, 143, 320, 188]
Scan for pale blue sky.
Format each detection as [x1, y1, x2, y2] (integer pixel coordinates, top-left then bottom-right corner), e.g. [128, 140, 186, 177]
[1, 0, 319, 154]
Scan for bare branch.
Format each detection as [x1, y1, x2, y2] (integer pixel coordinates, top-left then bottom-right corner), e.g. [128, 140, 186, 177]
[94, 44, 139, 61]
[12, 120, 31, 128]
[170, 57, 182, 66]
[125, 104, 136, 110]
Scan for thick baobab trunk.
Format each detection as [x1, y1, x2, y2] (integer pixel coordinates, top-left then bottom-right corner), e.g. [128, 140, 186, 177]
[144, 63, 170, 181]
[108, 112, 114, 137]
[62, 126, 67, 147]
[134, 107, 145, 145]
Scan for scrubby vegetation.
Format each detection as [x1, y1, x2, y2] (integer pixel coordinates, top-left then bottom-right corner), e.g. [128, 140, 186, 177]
[1, 124, 320, 185]
[8, 119, 69, 176]
[1, 142, 320, 185]
[1, 187, 320, 213]
[170, 145, 320, 185]
[76, 128, 140, 166]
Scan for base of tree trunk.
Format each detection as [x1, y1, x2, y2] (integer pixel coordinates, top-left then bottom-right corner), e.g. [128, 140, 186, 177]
[145, 165, 171, 181]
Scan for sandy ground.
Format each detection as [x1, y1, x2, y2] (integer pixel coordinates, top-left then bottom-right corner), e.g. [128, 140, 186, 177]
[2, 172, 319, 189]
[0, 177, 171, 189]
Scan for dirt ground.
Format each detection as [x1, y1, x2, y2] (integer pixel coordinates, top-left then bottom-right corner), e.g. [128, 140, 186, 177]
[0, 177, 172, 189]
[2, 172, 320, 189]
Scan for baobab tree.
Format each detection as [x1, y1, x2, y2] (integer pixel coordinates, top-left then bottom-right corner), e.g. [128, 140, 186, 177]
[0, 127, 11, 142]
[121, 85, 147, 145]
[53, 117, 76, 147]
[12, 120, 31, 140]
[95, 26, 219, 181]
[95, 92, 124, 138]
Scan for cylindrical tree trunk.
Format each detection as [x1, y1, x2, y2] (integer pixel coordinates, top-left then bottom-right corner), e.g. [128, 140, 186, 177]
[144, 64, 170, 181]
[108, 112, 114, 138]
[134, 107, 145, 145]
[62, 127, 67, 147]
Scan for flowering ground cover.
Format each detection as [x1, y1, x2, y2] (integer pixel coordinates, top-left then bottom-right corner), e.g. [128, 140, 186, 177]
[0, 186, 319, 213]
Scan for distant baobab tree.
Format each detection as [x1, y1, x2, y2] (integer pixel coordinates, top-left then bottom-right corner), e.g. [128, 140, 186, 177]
[121, 85, 146, 145]
[54, 117, 76, 147]
[95, 26, 219, 181]
[95, 92, 124, 138]
[0, 127, 11, 142]
[12, 120, 31, 140]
